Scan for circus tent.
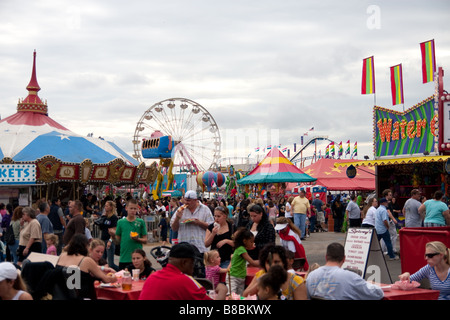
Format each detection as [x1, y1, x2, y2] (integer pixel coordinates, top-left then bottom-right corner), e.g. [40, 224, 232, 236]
[288, 158, 375, 191]
[237, 148, 316, 184]
[0, 51, 156, 189]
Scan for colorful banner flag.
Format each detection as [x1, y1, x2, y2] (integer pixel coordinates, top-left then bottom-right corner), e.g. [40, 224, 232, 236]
[294, 143, 297, 152]
[345, 140, 350, 156]
[267, 145, 272, 150]
[362, 56, 375, 94]
[390, 64, 404, 106]
[309, 127, 314, 131]
[300, 136, 303, 145]
[255, 147, 260, 152]
[282, 147, 287, 152]
[352, 141, 358, 158]
[420, 39, 436, 84]
[325, 145, 329, 158]
[330, 142, 335, 157]
[338, 141, 343, 158]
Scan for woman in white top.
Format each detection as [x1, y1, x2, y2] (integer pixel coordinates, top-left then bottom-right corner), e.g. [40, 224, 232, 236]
[285, 196, 294, 222]
[0, 262, 33, 300]
[361, 198, 378, 228]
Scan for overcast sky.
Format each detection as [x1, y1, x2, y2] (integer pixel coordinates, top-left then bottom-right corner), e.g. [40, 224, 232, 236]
[1, 0, 449, 167]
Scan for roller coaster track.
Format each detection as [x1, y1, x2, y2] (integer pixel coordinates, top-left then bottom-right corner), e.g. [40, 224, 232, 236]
[290, 135, 337, 164]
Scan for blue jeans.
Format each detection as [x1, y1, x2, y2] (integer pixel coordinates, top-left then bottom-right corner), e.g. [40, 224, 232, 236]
[294, 213, 307, 239]
[377, 230, 395, 258]
[8, 240, 19, 264]
[309, 215, 317, 232]
[103, 242, 119, 271]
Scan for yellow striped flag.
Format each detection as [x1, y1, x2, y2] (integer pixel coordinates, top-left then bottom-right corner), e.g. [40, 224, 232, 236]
[420, 39, 436, 83]
[390, 64, 404, 106]
[361, 56, 375, 94]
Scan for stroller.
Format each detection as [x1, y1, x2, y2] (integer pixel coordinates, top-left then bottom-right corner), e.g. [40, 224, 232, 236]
[150, 243, 206, 278]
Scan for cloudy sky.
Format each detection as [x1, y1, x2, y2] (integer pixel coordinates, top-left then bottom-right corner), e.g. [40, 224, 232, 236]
[0, 0, 449, 168]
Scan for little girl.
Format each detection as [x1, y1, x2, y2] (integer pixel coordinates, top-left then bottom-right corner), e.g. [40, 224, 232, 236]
[257, 264, 287, 300]
[45, 234, 58, 256]
[204, 249, 228, 288]
[228, 227, 260, 295]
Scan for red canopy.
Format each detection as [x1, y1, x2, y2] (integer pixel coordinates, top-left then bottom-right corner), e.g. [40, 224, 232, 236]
[288, 158, 375, 191]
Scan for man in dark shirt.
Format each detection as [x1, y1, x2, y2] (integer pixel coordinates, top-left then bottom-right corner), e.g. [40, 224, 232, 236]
[48, 198, 66, 254]
[63, 200, 85, 246]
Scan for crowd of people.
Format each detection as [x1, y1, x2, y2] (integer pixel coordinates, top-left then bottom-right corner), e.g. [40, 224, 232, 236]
[0, 186, 449, 300]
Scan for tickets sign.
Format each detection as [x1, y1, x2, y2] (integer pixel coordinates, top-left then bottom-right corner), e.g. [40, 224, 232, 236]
[0, 164, 36, 185]
[374, 97, 437, 158]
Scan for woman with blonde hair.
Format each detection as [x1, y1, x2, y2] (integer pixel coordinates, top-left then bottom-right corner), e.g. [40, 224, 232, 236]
[97, 200, 119, 271]
[399, 241, 450, 300]
[285, 196, 294, 224]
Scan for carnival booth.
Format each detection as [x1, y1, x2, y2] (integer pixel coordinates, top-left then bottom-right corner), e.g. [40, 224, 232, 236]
[335, 64, 450, 273]
[237, 148, 316, 198]
[335, 70, 450, 208]
[0, 52, 157, 204]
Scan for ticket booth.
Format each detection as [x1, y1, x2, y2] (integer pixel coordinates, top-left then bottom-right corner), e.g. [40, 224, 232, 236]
[0, 164, 36, 207]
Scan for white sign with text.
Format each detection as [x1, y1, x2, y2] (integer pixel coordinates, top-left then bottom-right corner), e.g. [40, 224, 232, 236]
[343, 227, 392, 284]
[0, 164, 36, 185]
[342, 228, 373, 273]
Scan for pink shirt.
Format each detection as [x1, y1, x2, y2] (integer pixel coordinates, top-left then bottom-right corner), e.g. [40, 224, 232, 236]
[46, 244, 57, 255]
[205, 265, 221, 287]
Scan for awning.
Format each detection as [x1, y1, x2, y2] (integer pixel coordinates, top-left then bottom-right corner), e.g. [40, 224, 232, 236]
[334, 155, 450, 168]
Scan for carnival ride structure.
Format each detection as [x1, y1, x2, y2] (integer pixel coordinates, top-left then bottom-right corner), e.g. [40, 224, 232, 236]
[134, 98, 222, 199]
[290, 135, 337, 167]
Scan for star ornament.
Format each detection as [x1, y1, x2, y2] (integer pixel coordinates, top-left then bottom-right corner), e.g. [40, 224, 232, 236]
[58, 134, 70, 140]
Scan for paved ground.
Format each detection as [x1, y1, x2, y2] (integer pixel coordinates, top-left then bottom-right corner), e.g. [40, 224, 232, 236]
[128, 229, 403, 282]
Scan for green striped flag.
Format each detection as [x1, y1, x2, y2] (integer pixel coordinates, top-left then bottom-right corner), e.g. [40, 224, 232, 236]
[390, 64, 404, 106]
[361, 56, 375, 94]
[420, 39, 436, 84]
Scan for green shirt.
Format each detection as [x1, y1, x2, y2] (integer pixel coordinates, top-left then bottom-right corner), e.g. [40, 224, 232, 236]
[229, 246, 248, 279]
[115, 217, 147, 263]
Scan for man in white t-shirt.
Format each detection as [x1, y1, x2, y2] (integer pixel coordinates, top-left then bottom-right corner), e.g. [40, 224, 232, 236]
[170, 190, 214, 254]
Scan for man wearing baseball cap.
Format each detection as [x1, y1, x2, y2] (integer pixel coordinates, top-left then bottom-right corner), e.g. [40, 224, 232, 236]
[139, 242, 227, 300]
[170, 190, 214, 254]
[374, 198, 399, 260]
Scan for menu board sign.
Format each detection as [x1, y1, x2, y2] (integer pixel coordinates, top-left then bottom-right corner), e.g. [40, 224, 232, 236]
[342, 228, 373, 273]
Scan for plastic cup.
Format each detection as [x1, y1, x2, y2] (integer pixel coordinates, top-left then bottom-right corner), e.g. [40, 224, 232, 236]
[132, 269, 140, 281]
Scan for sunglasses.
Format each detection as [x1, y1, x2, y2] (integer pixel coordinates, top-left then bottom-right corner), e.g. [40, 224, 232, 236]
[425, 252, 440, 259]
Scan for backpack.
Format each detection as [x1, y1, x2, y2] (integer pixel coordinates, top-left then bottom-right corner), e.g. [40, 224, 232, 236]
[5, 224, 16, 245]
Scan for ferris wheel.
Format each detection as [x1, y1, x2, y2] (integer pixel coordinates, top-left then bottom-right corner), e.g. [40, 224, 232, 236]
[132, 98, 221, 173]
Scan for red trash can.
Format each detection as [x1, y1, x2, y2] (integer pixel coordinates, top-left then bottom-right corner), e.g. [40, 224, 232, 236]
[399, 227, 450, 274]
